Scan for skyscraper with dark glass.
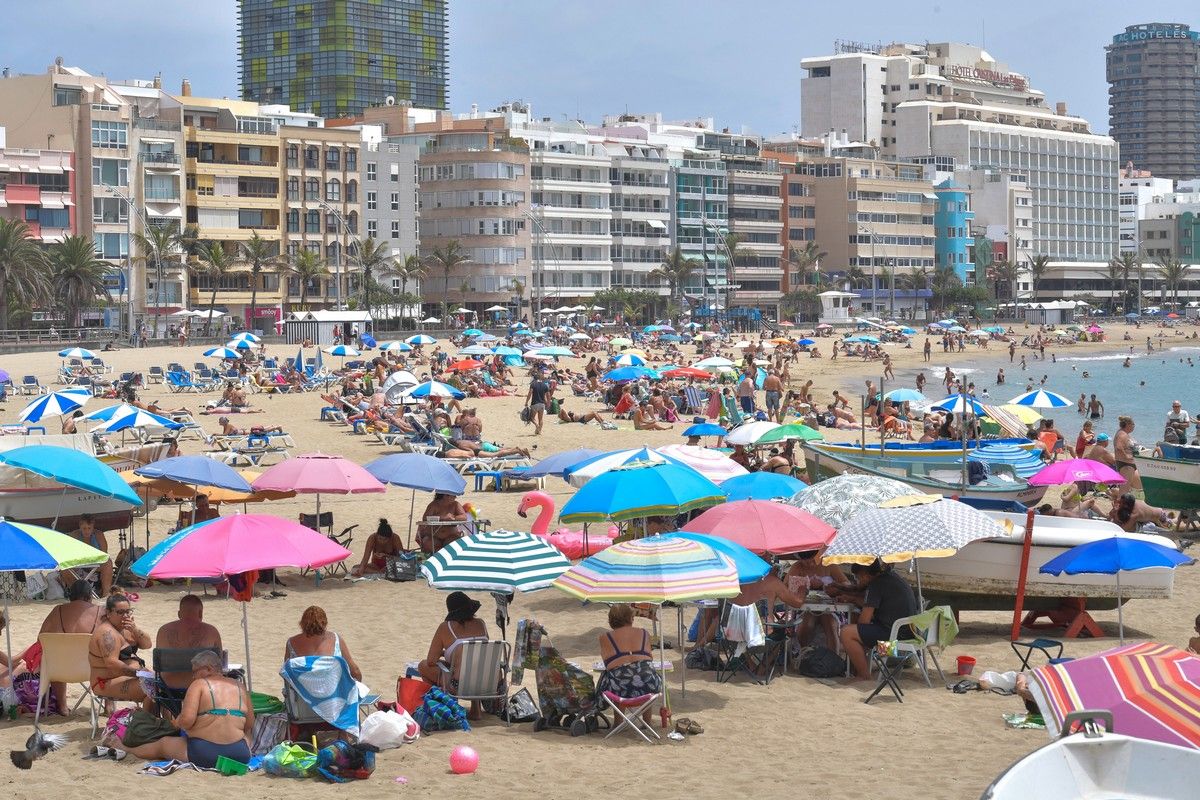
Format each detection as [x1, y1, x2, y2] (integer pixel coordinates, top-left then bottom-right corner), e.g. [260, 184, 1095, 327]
[238, 0, 447, 118]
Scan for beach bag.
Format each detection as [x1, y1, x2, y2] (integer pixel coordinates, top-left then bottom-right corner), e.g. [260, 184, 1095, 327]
[121, 709, 178, 748]
[502, 687, 539, 723]
[798, 646, 846, 678]
[251, 712, 289, 756]
[519, 406, 532, 425]
[102, 707, 134, 745]
[384, 552, 419, 582]
[316, 740, 376, 783]
[396, 676, 434, 714]
[263, 741, 319, 779]
[359, 709, 421, 750]
[412, 686, 471, 733]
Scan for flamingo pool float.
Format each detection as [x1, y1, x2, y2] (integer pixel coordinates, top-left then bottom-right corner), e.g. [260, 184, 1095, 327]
[517, 490, 616, 559]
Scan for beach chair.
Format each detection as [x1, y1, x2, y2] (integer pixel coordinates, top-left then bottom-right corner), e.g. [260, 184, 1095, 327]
[151, 647, 228, 715]
[438, 640, 511, 726]
[90, 358, 112, 374]
[166, 372, 199, 393]
[722, 395, 745, 427]
[714, 601, 782, 685]
[19, 375, 46, 395]
[872, 606, 951, 688]
[600, 690, 660, 743]
[281, 658, 379, 741]
[147, 366, 165, 384]
[299, 511, 334, 536]
[192, 361, 206, 373]
[167, 362, 185, 375]
[683, 386, 705, 414]
[35, 633, 104, 738]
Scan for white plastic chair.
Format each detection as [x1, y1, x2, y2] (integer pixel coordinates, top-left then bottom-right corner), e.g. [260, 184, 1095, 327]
[36, 633, 104, 738]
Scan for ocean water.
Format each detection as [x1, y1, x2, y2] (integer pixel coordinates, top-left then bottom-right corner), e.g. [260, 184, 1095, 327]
[900, 343, 1200, 447]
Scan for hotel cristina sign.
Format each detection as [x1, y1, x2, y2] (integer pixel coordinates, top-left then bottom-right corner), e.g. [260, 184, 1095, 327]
[944, 64, 1027, 92]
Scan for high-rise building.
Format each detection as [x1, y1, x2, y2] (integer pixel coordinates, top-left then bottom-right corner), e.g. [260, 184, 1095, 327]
[1106, 24, 1200, 182]
[238, 0, 448, 118]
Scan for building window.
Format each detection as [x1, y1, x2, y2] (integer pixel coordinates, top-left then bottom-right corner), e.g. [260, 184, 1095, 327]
[93, 232, 128, 259]
[346, 149, 357, 171]
[326, 213, 339, 234]
[367, 220, 377, 238]
[325, 147, 340, 169]
[304, 178, 319, 201]
[286, 145, 299, 168]
[91, 121, 128, 149]
[286, 177, 299, 201]
[305, 210, 320, 233]
[325, 178, 341, 201]
[366, 191, 377, 210]
[92, 197, 128, 224]
[304, 146, 319, 169]
[327, 241, 340, 266]
[92, 158, 128, 187]
[346, 179, 357, 202]
[390, 164, 399, 182]
[390, 192, 399, 210]
[391, 221, 399, 239]
[366, 162, 377, 181]
[347, 211, 358, 234]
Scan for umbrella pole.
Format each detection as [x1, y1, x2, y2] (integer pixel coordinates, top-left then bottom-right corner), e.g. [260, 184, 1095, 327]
[241, 601, 253, 692]
[657, 604, 670, 718]
[1117, 570, 1124, 644]
[677, 606, 686, 698]
[407, 489, 416, 550]
[4, 594, 11, 691]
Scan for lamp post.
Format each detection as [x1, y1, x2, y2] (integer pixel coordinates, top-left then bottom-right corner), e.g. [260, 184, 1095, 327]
[316, 200, 350, 310]
[519, 206, 564, 323]
[102, 183, 142, 336]
[857, 224, 878, 315]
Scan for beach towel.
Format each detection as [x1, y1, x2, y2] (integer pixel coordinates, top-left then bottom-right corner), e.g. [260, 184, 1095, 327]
[722, 603, 766, 657]
[412, 686, 471, 732]
[705, 391, 721, 420]
[280, 655, 370, 737]
[139, 759, 218, 776]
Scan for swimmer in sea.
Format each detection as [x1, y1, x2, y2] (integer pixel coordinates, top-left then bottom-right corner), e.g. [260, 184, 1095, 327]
[1082, 371, 1090, 379]
[1123, 357, 1131, 368]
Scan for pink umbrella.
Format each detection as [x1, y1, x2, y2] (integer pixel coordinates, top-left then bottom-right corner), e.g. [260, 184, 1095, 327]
[252, 452, 386, 518]
[1029, 458, 1125, 486]
[130, 514, 352, 689]
[656, 444, 748, 483]
[685, 499, 836, 555]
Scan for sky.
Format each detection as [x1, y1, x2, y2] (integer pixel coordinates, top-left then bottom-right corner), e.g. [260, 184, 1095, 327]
[3, 1, 1195, 136]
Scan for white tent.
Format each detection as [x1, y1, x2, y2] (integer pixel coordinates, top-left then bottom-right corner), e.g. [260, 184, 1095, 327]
[484, 305, 507, 312]
[421, 316, 441, 324]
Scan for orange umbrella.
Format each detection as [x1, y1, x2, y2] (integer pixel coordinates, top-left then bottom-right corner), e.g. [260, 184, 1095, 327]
[119, 469, 295, 504]
[448, 359, 484, 372]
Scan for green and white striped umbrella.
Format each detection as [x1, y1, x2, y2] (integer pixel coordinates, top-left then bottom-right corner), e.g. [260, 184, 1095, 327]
[420, 529, 571, 593]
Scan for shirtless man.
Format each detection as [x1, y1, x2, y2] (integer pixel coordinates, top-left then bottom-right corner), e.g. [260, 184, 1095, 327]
[1082, 433, 1116, 467]
[218, 417, 283, 436]
[556, 401, 604, 424]
[155, 595, 223, 693]
[88, 594, 152, 704]
[633, 401, 671, 431]
[417, 492, 469, 554]
[1113, 415, 1142, 491]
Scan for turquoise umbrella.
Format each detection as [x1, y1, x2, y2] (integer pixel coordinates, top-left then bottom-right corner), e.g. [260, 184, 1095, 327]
[0, 445, 142, 505]
[559, 462, 724, 524]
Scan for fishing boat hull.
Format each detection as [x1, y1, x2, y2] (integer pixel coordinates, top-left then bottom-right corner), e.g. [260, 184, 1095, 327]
[982, 731, 1200, 800]
[803, 445, 1047, 506]
[1135, 450, 1200, 511]
[914, 513, 1176, 610]
[810, 439, 1036, 462]
[0, 486, 135, 531]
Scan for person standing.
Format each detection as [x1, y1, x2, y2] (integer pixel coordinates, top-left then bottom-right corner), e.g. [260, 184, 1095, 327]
[922, 338, 931, 363]
[736, 370, 756, 415]
[525, 369, 552, 435]
[1113, 415, 1142, 492]
[762, 370, 784, 423]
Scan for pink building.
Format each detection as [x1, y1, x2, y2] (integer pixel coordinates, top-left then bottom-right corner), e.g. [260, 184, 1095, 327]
[0, 129, 76, 242]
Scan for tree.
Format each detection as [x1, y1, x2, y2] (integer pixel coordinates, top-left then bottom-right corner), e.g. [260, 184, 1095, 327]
[177, 223, 204, 258]
[1109, 252, 1139, 312]
[593, 287, 658, 323]
[287, 249, 329, 312]
[238, 232, 280, 332]
[649, 245, 700, 309]
[988, 259, 1019, 302]
[395, 254, 427, 300]
[0, 218, 49, 329]
[196, 243, 236, 335]
[508, 277, 526, 310]
[352, 237, 393, 319]
[1029, 254, 1051, 303]
[721, 232, 744, 308]
[1157, 256, 1187, 308]
[781, 286, 820, 321]
[50, 236, 112, 328]
[845, 265, 868, 290]
[424, 241, 470, 321]
[787, 242, 827, 287]
[930, 265, 962, 314]
[132, 224, 183, 333]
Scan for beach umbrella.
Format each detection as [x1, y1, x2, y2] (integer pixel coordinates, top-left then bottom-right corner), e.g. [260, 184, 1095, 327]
[1039, 537, 1192, 642]
[884, 388, 926, 403]
[421, 529, 570, 594]
[491, 345, 523, 357]
[225, 339, 254, 351]
[797, 338, 816, 346]
[324, 344, 360, 358]
[406, 334, 437, 345]
[662, 367, 714, 380]
[135, 455, 254, 492]
[1008, 389, 1072, 409]
[58, 347, 95, 360]
[420, 317, 441, 325]
[17, 387, 91, 422]
[447, 358, 484, 372]
[671, 532, 770, 584]
[485, 305, 507, 313]
[693, 356, 735, 370]
[230, 331, 261, 344]
[523, 448, 604, 480]
[463, 328, 484, 337]
[381, 371, 419, 403]
[552, 535, 739, 603]
[364, 452, 465, 547]
[563, 446, 682, 487]
[656, 444, 749, 483]
[0, 520, 108, 674]
[203, 346, 241, 360]
[0, 445, 141, 506]
[400, 380, 466, 400]
[724, 420, 781, 446]
[613, 352, 646, 367]
[459, 345, 493, 356]
[931, 394, 986, 416]
[609, 337, 633, 348]
[568, 333, 591, 341]
[682, 422, 727, 438]
[1028, 643, 1200, 748]
[755, 423, 823, 444]
[380, 341, 413, 353]
[252, 452, 386, 519]
[1029, 458, 1125, 487]
[131, 514, 352, 690]
[719, 472, 807, 502]
[968, 330, 990, 338]
[603, 365, 659, 382]
[360, 334, 377, 349]
[788, 473, 915, 528]
[999, 404, 1044, 426]
[686, 499, 835, 556]
[983, 326, 1005, 334]
[534, 346, 575, 358]
[90, 406, 183, 434]
[937, 319, 958, 327]
[559, 462, 725, 524]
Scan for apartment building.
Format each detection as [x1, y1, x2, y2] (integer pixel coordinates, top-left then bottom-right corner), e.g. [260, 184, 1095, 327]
[1118, 166, 1175, 254]
[965, 168, 1035, 298]
[0, 127, 76, 244]
[671, 153, 728, 310]
[933, 179, 975, 283]
[605, 140, 671, 298]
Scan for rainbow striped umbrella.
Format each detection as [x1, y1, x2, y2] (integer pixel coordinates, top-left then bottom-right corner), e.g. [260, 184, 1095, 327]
[551, 535, 739, 604]
[1029, 643, 1200, 750]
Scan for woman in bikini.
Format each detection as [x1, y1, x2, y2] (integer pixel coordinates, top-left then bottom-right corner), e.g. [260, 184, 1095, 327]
[417, 592, 489, 718]
[351, 519, 404, 577]
[595, 604, 661, 724]
[284, 606, 363, 681]
[125, 650, 253, 768]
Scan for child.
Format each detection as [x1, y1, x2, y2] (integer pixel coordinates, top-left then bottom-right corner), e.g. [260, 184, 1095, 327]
[1189, 613, 1200, 654]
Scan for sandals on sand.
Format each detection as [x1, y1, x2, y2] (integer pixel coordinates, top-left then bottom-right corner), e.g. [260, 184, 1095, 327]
[674, 717, 704, 735]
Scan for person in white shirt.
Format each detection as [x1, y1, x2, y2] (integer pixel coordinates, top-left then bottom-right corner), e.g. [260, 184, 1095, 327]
[1167, 400, 1192, 438]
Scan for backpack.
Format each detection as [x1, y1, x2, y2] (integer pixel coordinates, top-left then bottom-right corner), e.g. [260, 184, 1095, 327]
[519, 406, 532, 425]
[797, 646, 846, 678]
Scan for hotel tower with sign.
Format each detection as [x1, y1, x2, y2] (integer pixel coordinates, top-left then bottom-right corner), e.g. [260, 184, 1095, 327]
[1107, 23, 1200, 182]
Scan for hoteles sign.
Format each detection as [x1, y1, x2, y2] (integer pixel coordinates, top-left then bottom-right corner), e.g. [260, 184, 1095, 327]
[1113, 25, 1198, 45]
[943, 64, 1028, 92]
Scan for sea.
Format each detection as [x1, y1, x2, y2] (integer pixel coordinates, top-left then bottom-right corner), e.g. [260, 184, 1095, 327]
[894, 340, 1200, 447]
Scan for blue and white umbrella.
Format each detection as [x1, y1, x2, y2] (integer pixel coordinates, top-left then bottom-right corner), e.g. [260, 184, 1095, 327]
[401, 380, 466, 400]
[563, 446, 687, 488]
[380, 341, 413, 352]
[91, 406, 183, 434]
[18, 388, 92, 422]
[932, 393, 986, 416]
[477, 333, 498, 342]
[58, 347, 95, 360]
[203, 346, 241, 360]
[226, 339, 255, 350]
[613, 352, 646, 367]
[885, 388, 926, 403]
[604, 366, 660, 382]
[463, 328, 484, 337]
[534, 346, 575, 358]
[682, 422, 728, 438]
[324, 344, 361, 357]
[230, 331, 261, 343]
[459, 344, 493, 356]
[1008, 389, 1072, 409]
[406, 334, 437, 345]
[492, 345, 523, 357]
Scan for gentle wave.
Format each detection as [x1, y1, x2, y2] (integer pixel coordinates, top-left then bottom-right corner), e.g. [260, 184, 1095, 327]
[1167, 346, 1200, 353]
[1055, 353, 1145, 363]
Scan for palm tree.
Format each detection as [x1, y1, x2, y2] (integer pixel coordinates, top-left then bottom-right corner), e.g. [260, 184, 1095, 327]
[237, 232, 280, 332]
[649, 246, 700, 308]
[721, 232, 744, 309]
[508, 277, 526, 311]
[0, 218, 49, 329]
[786, 241, 827, 287]
[1029, 255, 1051, 303]
[50, 236, 113, 327]
[196, 243, 236, 335]
[351, 237, 393, 318]
[132, 224, 183, 334]
[845, 265, 868, 290]
[930, 265, 961, 315]
[396, 254, 427, 299]
[989, 259, 1020, 303]
[1157, 256, 1187, 308]
[1109, 252, 1139, 312]
[287, 249, 329, 312]
[177, 223, 204, 259]
[424, 241, 470, 320]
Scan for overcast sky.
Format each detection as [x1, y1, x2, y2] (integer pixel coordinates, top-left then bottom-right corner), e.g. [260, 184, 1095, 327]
[3, 1, 1193, 135]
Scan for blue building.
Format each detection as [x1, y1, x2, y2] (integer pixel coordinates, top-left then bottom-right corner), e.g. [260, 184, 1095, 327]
[934, 179, 975, 284]
[671, 155, 728, 312]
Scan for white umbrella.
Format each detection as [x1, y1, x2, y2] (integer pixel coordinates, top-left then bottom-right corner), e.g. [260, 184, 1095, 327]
[420, 317, 441, 324]
[484, 305, 507, 312]
[724, 421, 781, 446]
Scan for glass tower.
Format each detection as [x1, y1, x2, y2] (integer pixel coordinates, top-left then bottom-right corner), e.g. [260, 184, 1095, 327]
[238, 0, 448, 118]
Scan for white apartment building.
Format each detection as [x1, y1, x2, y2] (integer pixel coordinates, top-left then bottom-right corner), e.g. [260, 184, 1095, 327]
[966, 167, 1035, 297]
[1119, 168, 1174, 253]
[605, 140, 671, 295]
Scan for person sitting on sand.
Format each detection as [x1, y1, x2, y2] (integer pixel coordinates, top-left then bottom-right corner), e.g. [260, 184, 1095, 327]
[351, 518, 404, 576]
[633, 400, 671, 431]
[596, 604, 661, 722]
[417, 492, 469, 554]
[155, 595, 223, 711]
[284, 606, 362, 681]
[1057, 482, 1098, 518]
[839, 560, 919, 680]
[417, 592, 489, 718]
[88, 594, 152, 705]
[1188, 613, 1200, 654]
[124, 651, 253, 769]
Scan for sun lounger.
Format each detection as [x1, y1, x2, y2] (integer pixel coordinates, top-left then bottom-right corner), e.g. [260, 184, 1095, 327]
[147, 366, 165, 385]
[20, 375, 46, 395]
[166, 372, 200, 393]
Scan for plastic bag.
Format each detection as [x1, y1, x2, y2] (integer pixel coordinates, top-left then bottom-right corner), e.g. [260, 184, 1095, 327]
[358, 710, 420, 750]
[263, 742, 319, 779]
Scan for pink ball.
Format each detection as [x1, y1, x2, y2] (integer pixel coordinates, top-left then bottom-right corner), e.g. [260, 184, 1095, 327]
[449, 745, 479, 775]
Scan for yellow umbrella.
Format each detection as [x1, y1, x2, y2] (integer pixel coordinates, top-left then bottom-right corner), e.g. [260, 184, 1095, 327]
[999, 404, 1044, 426]
[620, 348, 648, 358]
[119, 469, 295, 503]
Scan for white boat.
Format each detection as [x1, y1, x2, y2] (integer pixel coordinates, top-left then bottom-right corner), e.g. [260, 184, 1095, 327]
[982, 726, 1200, 799]
[913, 512, 1177, 610]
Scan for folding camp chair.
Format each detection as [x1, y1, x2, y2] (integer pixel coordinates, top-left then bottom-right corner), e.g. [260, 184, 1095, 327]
[714, 601, 783, 685]
[281, 661, 379, 741]
[35, 633, 104, 738]
[870, 607, 950, 688]
[151, 647, 228, 715]
[723, 395, 745, 426]
[439, 640, 511, 726]
[600, 690, 660, 743]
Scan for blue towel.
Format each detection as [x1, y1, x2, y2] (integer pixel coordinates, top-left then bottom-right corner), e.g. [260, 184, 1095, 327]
[280, 655, 365, 737]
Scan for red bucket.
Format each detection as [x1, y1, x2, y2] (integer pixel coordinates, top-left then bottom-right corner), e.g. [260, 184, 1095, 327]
[956, 656, 977, 676]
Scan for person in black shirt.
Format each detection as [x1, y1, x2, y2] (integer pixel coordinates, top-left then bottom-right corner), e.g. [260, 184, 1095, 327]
[839, 560, 919, 679]
[524, 370, 553, 435]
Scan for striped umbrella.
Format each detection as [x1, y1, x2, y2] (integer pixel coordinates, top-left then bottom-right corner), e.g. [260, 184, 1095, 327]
[380, 341, 413, 352]
[203, 346, 241, 359]
[90, 405, 183, 434]
[1029, 643, 1200, 750]
[230, 331, 261, 343]
[226, 339, 255, 351]
[400, 380, 466, 400]
[823, 495, 1007, 566]
[420, 530, 570, 593]
[17, 387, 91, 422]
[613, 352, 646, 367]
[931, 393, 986, 416]
[552, 535, 739, 604]
[324, 344, 360, 357]
[563, 446, 683, 487]
[559, 461, 724, 524]
[1008, 389, 1072, 409]
[58, 347, 95, 359]
[405, 334, 437, 345]
[789, 474, 914, 529]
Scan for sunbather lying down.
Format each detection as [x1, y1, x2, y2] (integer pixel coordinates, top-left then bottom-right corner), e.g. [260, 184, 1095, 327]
[443, 440, 530, 459]
[201, 405, 264, 415]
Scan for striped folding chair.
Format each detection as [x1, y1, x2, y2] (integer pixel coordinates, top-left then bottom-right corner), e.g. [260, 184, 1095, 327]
[439, 640, 511, 726]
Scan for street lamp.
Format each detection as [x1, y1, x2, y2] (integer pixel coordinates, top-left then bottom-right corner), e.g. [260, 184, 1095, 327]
[102, 183, 141, 336]
[518, 206, 565, 322]
[317, 200, 351, 310]
[857, 224, 878, 314]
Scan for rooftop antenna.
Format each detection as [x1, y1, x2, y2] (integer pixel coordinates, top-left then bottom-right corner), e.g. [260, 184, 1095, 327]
[982, 18, 986, 49]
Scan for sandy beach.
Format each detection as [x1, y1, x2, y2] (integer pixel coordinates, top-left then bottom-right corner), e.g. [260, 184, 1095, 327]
[0, 324, 1195, 800]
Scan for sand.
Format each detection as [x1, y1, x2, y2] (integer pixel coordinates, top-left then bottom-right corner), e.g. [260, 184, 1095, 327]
[0, 324, 1195, 800]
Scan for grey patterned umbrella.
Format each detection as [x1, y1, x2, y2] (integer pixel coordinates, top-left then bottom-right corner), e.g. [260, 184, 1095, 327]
[788, 474, 913, 529]
[823, 495, 1008, 566]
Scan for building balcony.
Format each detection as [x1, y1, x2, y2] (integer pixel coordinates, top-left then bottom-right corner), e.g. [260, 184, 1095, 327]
[140, 152, 181, 170]
[855, 289, 933, 299]
[192, 227, 281, 242]
[3, 184, 40, 205]
[188, 286, 284, 307]
[134, 117, 182, 132]
[143, 187, 181, 202]
[187, 157, 278, 178]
